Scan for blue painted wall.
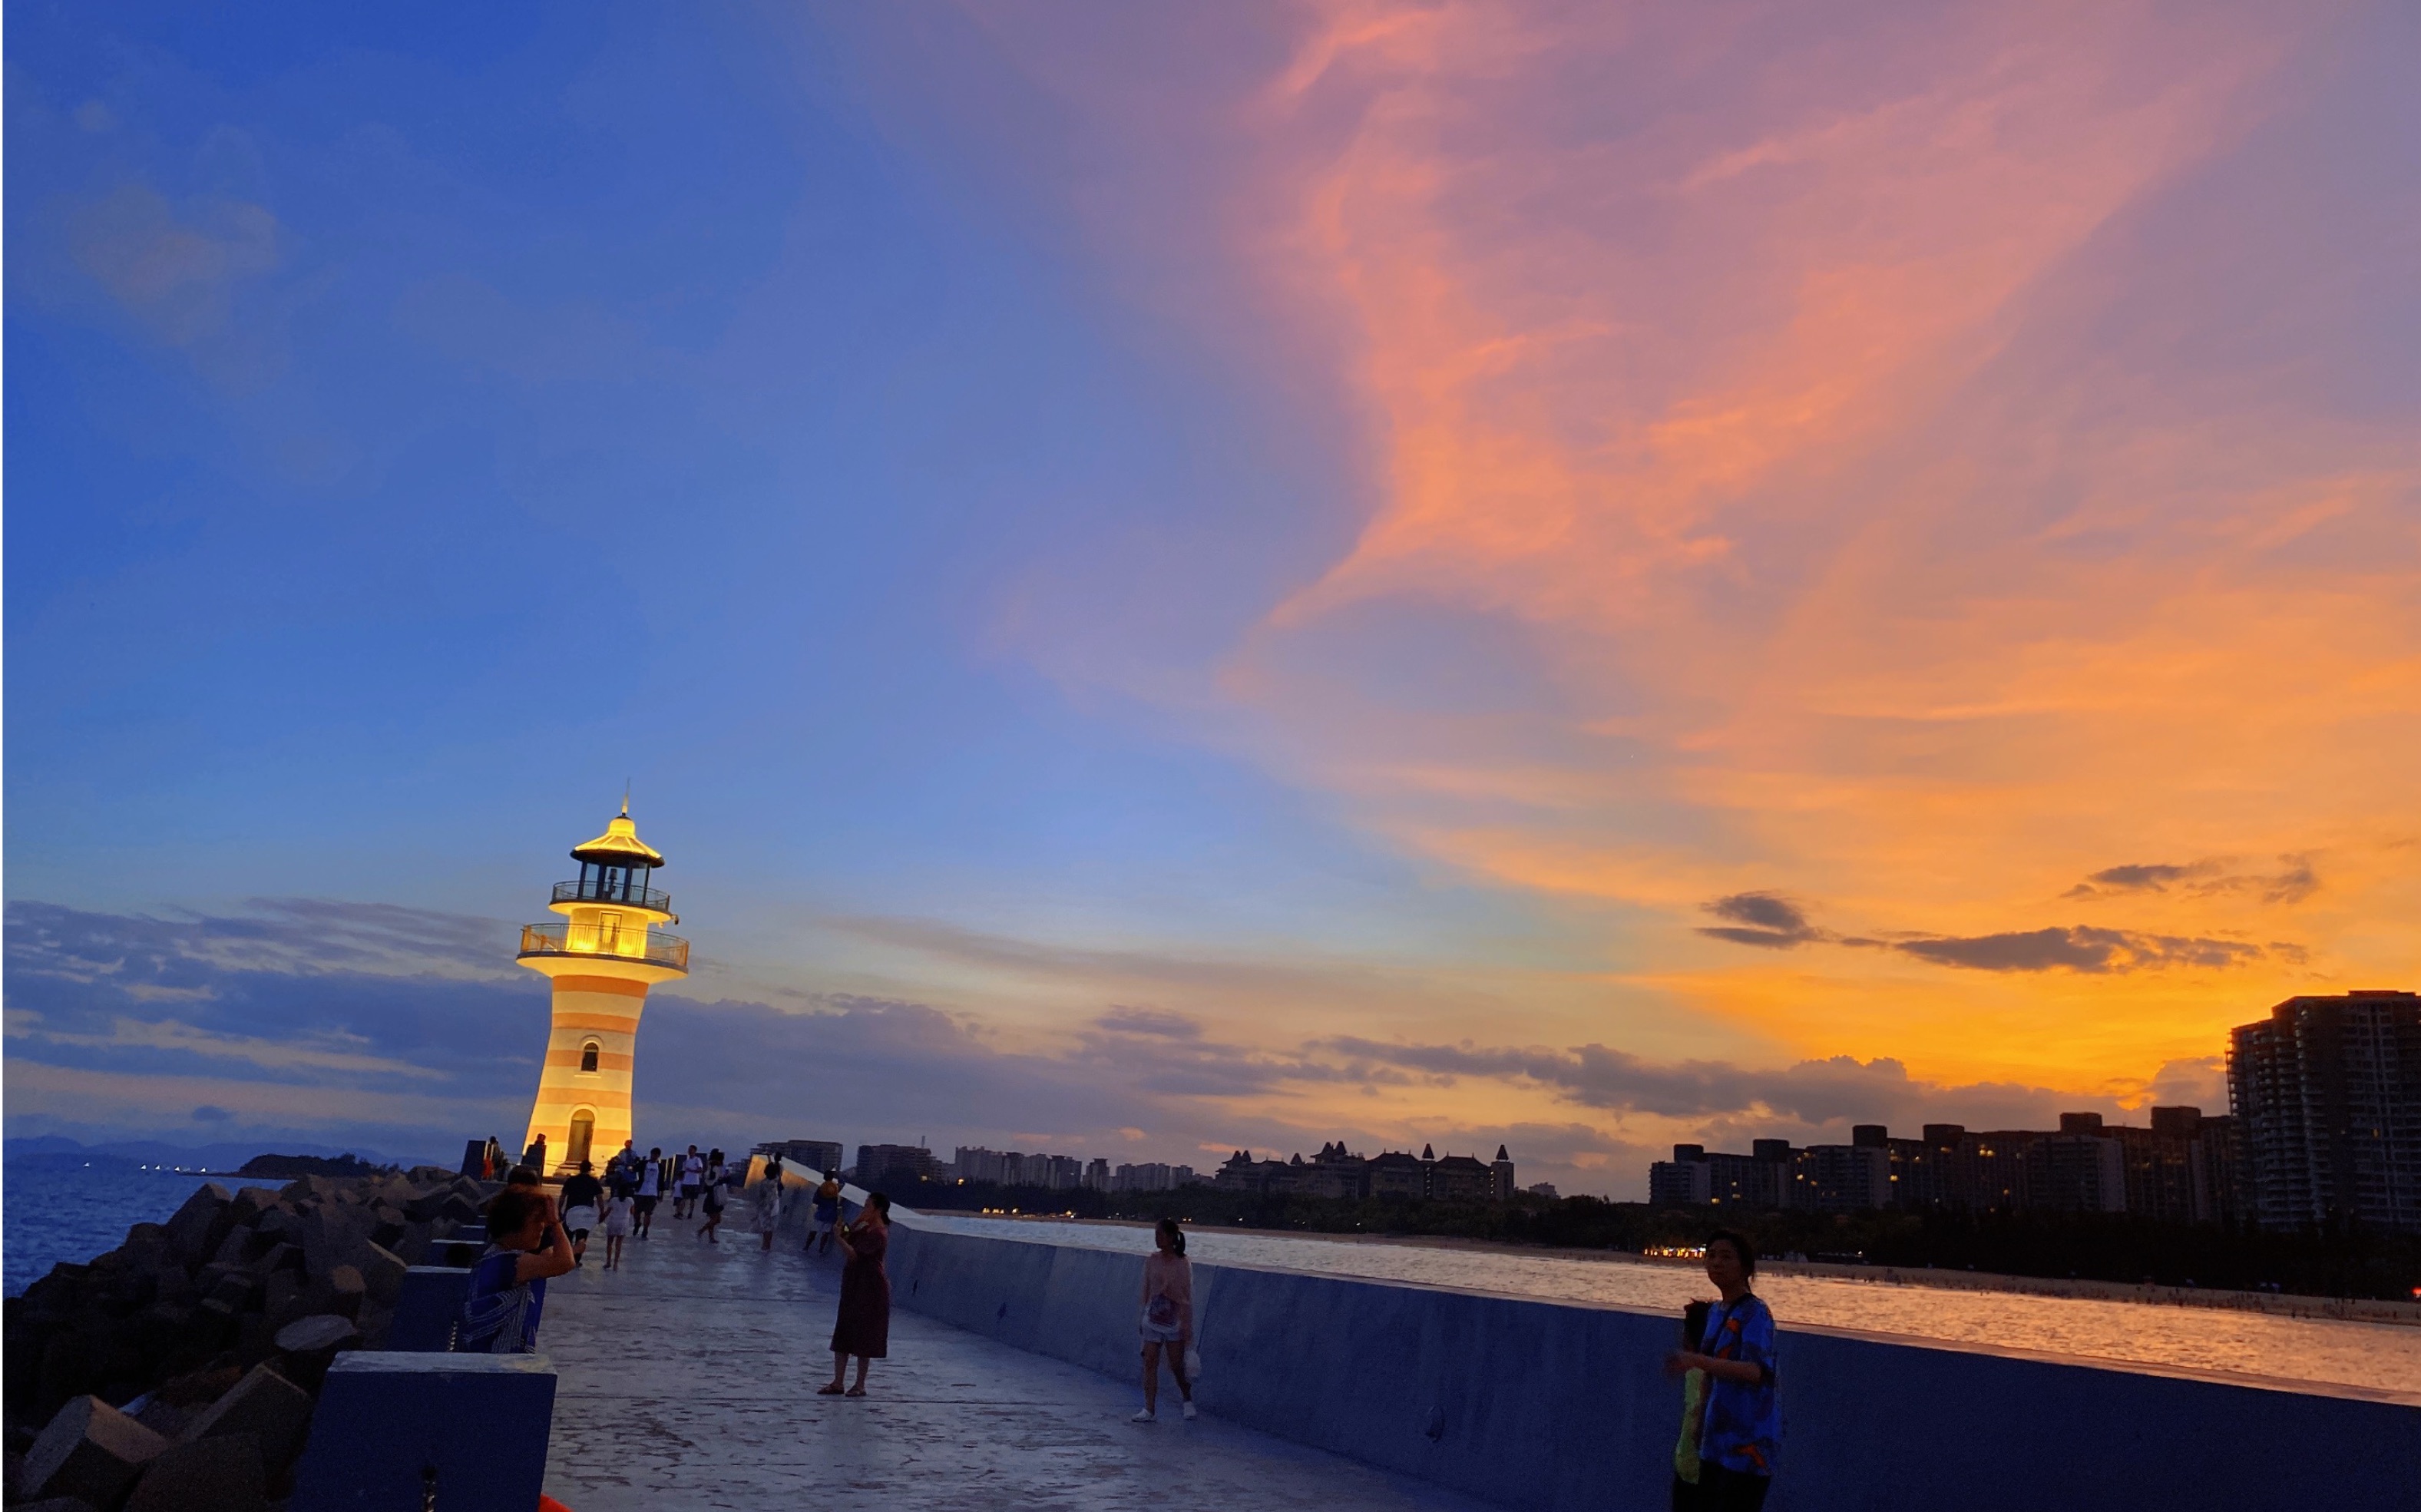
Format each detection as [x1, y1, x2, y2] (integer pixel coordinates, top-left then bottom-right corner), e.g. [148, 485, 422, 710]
[887, 1225, 2421, 1512]
[291, 1352, 557, 1512]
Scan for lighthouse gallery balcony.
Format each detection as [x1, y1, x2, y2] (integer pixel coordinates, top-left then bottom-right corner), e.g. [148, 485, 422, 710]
[551, 877, 674, 913]
[518, 919, 690, 972]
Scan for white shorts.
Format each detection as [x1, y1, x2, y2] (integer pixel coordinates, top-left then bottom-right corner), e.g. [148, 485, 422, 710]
[1139, 1315, 1183, 1345]
[563, 1205, 598, 1233]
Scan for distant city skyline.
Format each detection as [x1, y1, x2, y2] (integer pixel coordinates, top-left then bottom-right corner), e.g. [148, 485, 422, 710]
[8, 5, 2418, 1203]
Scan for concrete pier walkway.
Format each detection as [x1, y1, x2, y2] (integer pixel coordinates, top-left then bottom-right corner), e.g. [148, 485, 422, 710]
[537, 1213, 1493, 1511]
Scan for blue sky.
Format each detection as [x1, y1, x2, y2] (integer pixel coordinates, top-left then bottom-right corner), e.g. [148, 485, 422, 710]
[9, 3, 2416, 1193]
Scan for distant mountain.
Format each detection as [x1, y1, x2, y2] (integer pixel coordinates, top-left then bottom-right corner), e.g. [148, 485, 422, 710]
[4, 1135, 431, 1172]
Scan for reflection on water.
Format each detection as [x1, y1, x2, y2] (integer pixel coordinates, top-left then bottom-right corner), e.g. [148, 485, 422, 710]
[914, 1213, 2421, 1397]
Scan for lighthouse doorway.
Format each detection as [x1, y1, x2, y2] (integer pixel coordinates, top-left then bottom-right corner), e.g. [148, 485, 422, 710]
[567, 1109, 596, 1169]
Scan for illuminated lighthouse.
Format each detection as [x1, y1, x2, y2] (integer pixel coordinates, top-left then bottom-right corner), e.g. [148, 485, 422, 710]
[514, 802, 689, 1172]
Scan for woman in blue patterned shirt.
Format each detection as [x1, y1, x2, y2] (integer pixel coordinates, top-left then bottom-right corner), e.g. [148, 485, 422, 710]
[1664, 1229, 1779, 1510]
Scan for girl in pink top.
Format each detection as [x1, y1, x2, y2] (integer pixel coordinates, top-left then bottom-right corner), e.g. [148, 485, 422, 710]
[1132, 1217, 1196, 1422]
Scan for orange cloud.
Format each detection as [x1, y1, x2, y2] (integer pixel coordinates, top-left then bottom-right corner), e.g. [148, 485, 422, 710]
[888, 2, 2415, 1125]
[1213, 2, 2420, 1089]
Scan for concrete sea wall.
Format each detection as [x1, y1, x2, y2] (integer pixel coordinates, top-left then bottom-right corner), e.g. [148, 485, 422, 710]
[886, 1224, 2421, 1512]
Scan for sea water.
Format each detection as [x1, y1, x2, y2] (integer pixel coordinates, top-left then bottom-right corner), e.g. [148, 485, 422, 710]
[3, 1156, 222, 1297]
[916, 1213, 2421, 1397]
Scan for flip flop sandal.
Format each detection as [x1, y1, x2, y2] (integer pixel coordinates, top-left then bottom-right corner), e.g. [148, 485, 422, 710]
[845, 1386, 868, 1398]
[816, 1384, 845, 1395]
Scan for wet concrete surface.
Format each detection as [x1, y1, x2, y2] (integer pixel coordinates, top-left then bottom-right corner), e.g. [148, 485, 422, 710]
[540, 1206, 1495, 1511]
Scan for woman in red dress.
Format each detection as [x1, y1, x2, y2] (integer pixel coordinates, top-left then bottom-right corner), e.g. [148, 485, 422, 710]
[819, 1192, 892, 1397]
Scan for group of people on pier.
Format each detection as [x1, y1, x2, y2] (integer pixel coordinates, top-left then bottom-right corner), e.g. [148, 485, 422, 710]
[454, 1153, 1778, 1508]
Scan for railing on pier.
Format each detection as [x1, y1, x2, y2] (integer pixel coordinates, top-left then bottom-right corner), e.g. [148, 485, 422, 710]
[518, 920, 690, 971]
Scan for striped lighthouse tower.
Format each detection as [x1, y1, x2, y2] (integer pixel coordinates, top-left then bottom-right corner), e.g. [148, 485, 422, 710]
[514, 802, 690, 1173]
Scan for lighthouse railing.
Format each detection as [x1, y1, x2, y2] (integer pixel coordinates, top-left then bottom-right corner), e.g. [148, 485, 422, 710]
[550, 878, 674, 912]
[517, 920, 690, 971]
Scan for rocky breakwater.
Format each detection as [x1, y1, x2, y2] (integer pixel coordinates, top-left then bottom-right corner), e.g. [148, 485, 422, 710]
[3, 1168, 494, 1512]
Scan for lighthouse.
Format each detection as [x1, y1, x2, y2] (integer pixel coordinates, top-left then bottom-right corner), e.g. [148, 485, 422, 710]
[514, 802, 690, 1173]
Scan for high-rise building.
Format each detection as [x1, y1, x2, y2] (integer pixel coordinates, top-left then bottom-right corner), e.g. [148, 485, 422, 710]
[1649, 1148, 1712, 1206]
[1651, 1142, 1794, 1209]
[514, 803, 690, 1173]
[1883, 1126, 1962, 1208]
[1794, 1142, 1890, 1212]
[2230, 991, 2421, 1232]
[2024, 1132, 2127, 1213]
[774, 1140, 843, 1177]
[2186, 1113, 2244, 1226]
[855, 1143, 939, 1188]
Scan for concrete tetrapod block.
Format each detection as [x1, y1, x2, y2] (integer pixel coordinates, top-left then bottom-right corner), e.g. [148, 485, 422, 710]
[163, 1186, 236, 1269]
[19, 1395, 169, 1507]
[124, 1433, 267, 1512]
[384, 1269, 471, 1352]
[288, 1352, 556, 1512]
[354, 1244, 408, 1309]
[179, 1363, 313, 1474]
[270, 1317, 359, 1396]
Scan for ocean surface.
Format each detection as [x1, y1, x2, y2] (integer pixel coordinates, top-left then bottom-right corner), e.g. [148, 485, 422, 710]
[915, 1213, 2421, 1398]
[5, 1157, 222, 1297]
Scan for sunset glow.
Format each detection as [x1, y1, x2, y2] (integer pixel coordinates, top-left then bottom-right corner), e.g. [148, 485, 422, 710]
[8, 3, 2415, 1194]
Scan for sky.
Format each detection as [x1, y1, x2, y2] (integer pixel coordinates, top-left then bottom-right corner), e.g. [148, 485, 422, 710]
[6, 2, 2416, 1196]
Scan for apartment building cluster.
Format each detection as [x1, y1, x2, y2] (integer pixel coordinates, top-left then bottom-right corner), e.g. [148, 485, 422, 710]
[1648, 1108, 2237, 1220]
[1215, 1141, 1522, 1203]
[832, 1138, 1530, 1205]
[1646, 991, 2421, 1232]
[832, 1142, 1206, 1193]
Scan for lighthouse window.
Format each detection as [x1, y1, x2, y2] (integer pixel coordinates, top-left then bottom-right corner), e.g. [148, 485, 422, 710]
[580, 1041, 600, 1073]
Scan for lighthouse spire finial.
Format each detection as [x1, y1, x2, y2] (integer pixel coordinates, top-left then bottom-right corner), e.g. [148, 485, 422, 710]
[621, 779, 630, 818]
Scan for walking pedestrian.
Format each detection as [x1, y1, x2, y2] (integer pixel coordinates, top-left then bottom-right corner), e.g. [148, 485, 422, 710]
[559, 1160, 604, 1267]
[600, 1187, 635, 1270]
[635, 1146, 663, 1239]
[1669, 1299, 1714, 1510]
[1663, 1231, 1778, 1511]
[524, 1133, 549, 1174]
[459, 1186, 576, 1352]
[679, 1145, 704, 1218]
[819, 1192, 892, 1397]
[756, 1167, 786, 1252]
[811, 1174, 842, 1257]
[1131, 1217, 1196, 1422]
[483, 1135, 505, 1181]
[697, 1173, 726, 1242]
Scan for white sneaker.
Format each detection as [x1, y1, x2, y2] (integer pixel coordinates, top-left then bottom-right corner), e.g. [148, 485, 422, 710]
[1129, 1409, 1156, 1423]
[1181, 1401, 1197, 1421]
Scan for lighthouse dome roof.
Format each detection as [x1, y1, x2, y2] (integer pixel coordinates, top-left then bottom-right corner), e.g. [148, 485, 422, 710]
[571, 803, 665, 868]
